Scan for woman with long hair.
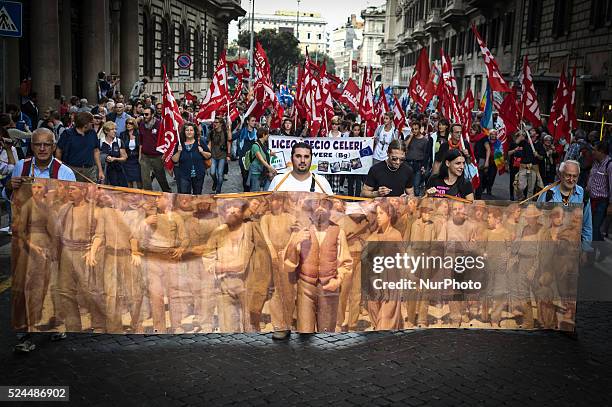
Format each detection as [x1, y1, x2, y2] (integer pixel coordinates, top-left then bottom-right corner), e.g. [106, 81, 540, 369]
[120, 117, 141, 189]
[247, 127, 277, 192]
[172, 122, 211, 195]
[366, 201, 404, 331]
[430, 118, 451, 174]
[425, 149, 474, 201]
[208, 118, 231, 194]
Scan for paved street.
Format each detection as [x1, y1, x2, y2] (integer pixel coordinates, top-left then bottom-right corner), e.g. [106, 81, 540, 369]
[1, 162, 612, 405]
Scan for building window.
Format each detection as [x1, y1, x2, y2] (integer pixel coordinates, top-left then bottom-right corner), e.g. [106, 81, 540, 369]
[526, 0, 543, 42]
[161, 14, 175, 77]
[589, 0, 610, 28]
[179, 19, 190, 53]
[450, 34, 456, 57]
[457, 31, 465, 56]
[194, 28, 203, 79]
[307, 32, 311, 39]
[467, 28, 474, 55]
[143, 6, 154, 78]
[489, 17, 499, 49]
[207, 30, 214, 78]
[503, 12, 514, 46]
[552, 0, 572, 37]
[318, 33, 321, 40]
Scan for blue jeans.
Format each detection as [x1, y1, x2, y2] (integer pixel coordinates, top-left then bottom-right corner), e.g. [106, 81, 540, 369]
[406, 160, 424, 196]
[210, 158, 226, 194]
[177, 175, 205, 195]
[248, 170, 270, 192]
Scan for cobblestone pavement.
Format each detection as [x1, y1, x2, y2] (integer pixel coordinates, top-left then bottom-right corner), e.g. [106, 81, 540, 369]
[2, 163, 612, 405]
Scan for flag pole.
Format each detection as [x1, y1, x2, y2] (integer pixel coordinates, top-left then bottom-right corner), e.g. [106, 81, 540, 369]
[601, 112, 606, 141]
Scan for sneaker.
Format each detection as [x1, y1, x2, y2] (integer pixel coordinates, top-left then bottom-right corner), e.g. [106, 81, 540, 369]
[50, 332, 67, 341]
[14, 339, 36, 353]
[272, 330, 291, 340]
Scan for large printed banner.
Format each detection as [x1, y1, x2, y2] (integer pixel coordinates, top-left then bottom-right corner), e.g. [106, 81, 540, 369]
[12, 179, 580, 334]
[268, 136, 374, 175]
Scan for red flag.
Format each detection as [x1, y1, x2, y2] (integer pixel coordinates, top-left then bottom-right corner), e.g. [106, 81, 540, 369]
[519, 56, 541, 128]
[301, 57, 324, 136]
[227, 58, 249, 79]
[568, 65, 577, 131]
[359, 67, 374, 121]
[409, 48, 435, 111]
[548, 69, 570, 143]
[499, 90, 520, 135]
[471, 24, 512, 93]
[440, 51, 461, 124]
[319, 62, 336, 124]
[461, 89, 474, 139]
[244, 43, 284, 128]
[374, 84, 390, 125]
[197, 51, 229, 121]
[392, 95, 406, 133]
[338, 78, 360, 112]
[156, 66, 184, 170]
[184, 90, 197, 104]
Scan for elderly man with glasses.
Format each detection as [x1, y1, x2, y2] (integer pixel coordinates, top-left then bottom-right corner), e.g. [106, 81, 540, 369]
[5, 128, 76, 353]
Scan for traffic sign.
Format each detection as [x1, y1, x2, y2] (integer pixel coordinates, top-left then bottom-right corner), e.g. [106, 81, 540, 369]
[178, 69, 189, 76]
[176, 53, 192, 69]
[0, 1, 22, 38]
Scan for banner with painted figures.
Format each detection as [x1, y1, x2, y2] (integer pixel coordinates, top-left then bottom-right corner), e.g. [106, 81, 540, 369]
[268, 136, 374, 175]
[12, 179, 581, 334]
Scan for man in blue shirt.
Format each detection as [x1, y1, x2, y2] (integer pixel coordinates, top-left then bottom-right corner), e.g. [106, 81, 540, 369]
[106, 102, 132, 134]
[234, 116, 258, 191]
[6, 128, 76, 353]
[56, 112, 104, 183]
[537, 159, 593, 251]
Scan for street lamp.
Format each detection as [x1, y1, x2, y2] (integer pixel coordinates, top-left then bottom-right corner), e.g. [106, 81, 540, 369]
[249, 0, 255, 88]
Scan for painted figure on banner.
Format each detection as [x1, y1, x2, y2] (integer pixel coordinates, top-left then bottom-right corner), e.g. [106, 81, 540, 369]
[284, 195, 353, 333]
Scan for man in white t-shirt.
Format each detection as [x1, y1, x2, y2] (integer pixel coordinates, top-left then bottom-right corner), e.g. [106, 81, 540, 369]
[268, 142, 334, 195]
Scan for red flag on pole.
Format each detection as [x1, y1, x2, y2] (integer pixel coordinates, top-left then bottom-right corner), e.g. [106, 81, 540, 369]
[440, 51, 462, 124]
[392, 94, 406, 133]
[196, 51, 229, 121]
[499, 90, 521, 135]
[374, 84, 390, 125]
[156, 65, 184, 170]
[338, 78, 360, 112]
[471, 24, 512, 93]
[548, 69, 570, 143]
[359, 67, 374, 121]
[244, 43, 284, 128]
[409, 48, 435, 111]
[519, 56, 541, 128]
[568, 65, 577, 131]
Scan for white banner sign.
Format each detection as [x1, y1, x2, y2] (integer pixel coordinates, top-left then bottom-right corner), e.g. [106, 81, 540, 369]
[269, 136, 374, 175]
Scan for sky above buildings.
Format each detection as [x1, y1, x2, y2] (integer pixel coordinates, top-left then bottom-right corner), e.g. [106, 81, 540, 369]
[230, 0, 385, 41]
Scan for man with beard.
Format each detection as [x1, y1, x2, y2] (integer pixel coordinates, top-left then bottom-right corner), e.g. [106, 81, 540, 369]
[335, 202, 371, 332]
[436, 201, 479, 326]
[12, 182, 56, 332]
[284, 196, 353, 333]
[85, 191, 144, 333]
[203, 198, 268, 332]
[361, 140, 415, 198]
[260, 194, 297, 339]
[184, 198, 220, 332]
[141, 194, 188, 333]
[268, 142, 334, 194]
[55, 184, 105, 333]
[483, 207, 513, 327]
[406, 199, 440, 327]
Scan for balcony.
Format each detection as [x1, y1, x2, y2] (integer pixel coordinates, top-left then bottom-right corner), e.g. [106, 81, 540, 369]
[425, 9, 443, 34]
[411, 20, 426, 41]
[442, 0, 468, 26]
[466, 0, 502, 9]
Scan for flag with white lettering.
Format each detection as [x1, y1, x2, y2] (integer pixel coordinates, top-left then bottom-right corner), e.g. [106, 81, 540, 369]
[156, 66, 184, 170]
[471, 24, 512, 93]
[519, 56, 541, 128]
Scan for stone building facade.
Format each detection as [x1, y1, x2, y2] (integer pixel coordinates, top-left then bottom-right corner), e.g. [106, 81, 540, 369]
[330, 15, 363, 81]
[378, 0, 612, 118]
[359, 5, 386, 83]
[3, 0, 244, 110]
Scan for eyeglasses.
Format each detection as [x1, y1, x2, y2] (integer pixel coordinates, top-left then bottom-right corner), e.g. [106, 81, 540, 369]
[389, 156, 404, 162]
[143, 113, 151, 117]
[32, 142, 54, 149]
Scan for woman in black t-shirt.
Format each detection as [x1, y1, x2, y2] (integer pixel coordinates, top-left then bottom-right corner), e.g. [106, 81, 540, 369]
[425, 149, 474, 200]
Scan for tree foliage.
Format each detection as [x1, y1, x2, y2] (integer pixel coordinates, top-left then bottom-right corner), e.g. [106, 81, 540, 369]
[238, 29, 301, 84]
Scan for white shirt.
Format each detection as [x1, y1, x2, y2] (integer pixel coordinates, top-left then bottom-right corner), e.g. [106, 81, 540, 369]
[373, 125, 396, 161]
[268, 172, 334, 195]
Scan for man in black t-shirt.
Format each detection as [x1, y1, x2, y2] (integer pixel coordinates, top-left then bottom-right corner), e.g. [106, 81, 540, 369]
[362, 139, 415, 198]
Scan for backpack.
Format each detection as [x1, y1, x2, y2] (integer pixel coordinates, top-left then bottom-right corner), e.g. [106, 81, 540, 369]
[21, 157, 62, 178]
[242, 140, 267, 172]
